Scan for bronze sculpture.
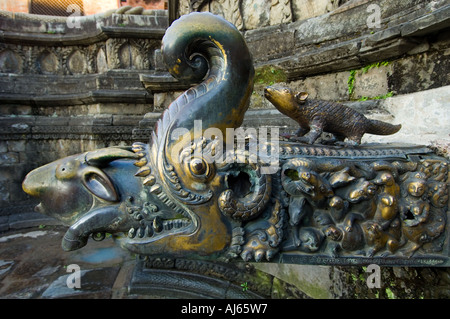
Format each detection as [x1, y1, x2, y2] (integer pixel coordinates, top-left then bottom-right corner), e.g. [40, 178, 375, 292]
[264, 84, 401, 145]
[22, 12, 448, 266]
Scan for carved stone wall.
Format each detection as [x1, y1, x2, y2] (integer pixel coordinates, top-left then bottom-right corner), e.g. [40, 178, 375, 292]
[176, 0, 347, 30]
[0, 9, 168, 225]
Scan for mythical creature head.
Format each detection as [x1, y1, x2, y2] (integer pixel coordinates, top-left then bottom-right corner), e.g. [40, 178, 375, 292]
[22, 12, 261, 260]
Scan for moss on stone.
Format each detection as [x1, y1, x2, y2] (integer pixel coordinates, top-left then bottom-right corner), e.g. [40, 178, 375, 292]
[254, 65, 287, 85]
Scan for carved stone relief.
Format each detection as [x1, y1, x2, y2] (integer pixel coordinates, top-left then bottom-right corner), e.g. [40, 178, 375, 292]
[96, 47, 108, 73]
[67, 50, 87, 75]
[0, 49, 22, 74]
[37, 49, 61, 75]
[0, 38, 160, 76]
[177, 0, 346, 30]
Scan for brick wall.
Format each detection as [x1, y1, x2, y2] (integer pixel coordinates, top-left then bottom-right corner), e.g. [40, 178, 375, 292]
[0, 0, 167, 16]
[123, 0, 167, 10]
[0, 0, 29, 13]
[83, 0, 119, 16]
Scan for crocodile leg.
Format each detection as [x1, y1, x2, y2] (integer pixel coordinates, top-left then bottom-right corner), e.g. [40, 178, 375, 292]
[291, 118, 324, 144]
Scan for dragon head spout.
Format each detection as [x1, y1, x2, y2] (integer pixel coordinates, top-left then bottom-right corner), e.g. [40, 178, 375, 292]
[21, 13, 273, 261]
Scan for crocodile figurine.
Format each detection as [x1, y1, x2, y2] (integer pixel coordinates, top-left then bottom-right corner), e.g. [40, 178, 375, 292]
[22, 13, 449, 266]
[264, 84, 402, 145]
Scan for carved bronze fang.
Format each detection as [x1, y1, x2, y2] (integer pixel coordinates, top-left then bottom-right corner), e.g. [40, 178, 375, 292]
[135, 166, 151, 177]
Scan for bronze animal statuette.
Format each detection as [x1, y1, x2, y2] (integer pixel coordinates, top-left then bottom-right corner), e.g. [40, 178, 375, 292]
[22, 13, 448, 266]
[264, 84, 402, 145]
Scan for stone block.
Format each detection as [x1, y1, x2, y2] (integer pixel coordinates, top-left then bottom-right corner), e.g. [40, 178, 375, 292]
[289, 71, 350, 101]
[0, 152, 19, 165]
[7, 140, 26, 152]
[112, 115, 142, 126]
[291, 0, 336, 22]
[0, 141, 7, 153]
[93, 115, 113, 126]
[359, 38, 416, 64]
[400, 4, 450, 37]
[245, 25, 294, 62]
[68, 117, 94, 126]
[352, 65, 391, 99]
[270, 0, 293, 26]
[254, 263, 338, 298]
[362, 85, 450, 145]
[388, 50, 450, 95]
[34, 117, 69, 126]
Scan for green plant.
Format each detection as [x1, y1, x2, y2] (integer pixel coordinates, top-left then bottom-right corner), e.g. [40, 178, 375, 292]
[348, 61, 391, 100]
[358, 91, 394, 101]
[385, 287, 395, 299]
[254, 65, 287, 86]
[360, 61, 390, 74]
[241, 282, 249, 292]
[347, 69, 357, 96]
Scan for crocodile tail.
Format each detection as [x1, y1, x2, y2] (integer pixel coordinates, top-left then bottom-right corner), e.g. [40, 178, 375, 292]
[367, 119, 402, 136]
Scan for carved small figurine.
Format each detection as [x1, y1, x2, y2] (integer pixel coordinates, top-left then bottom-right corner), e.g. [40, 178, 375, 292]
[264, 84, 402, 145]
[400, 172, 430, 227]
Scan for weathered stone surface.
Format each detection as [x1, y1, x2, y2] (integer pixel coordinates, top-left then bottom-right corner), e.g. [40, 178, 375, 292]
[242, 0, 270, 30]
[291, 0, 337, 22]
[254, 263, 337, 298]
[0, 49, 22, 73]
[288, 71, 349, 101]
[352, 65, 391, 99]
[244, 0, 450, 80]
[270, 0, 292, 26]
[362, 85, 450, 145]
[245, 24, 295, 62]
[388, 48, 450, 95]
[400, 3, 450, 37]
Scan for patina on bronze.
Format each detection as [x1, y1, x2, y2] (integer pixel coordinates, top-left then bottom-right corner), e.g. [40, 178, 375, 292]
[22, 12, 449, 266]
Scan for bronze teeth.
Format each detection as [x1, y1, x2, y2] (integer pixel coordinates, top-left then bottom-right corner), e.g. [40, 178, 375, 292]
[143, 175, 156, 186]
[135, 166, 151, 177]
[134, 157, 148, 167]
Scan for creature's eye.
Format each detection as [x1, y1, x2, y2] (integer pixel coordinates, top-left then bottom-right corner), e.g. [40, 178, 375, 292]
[190, 157, 207, 176]
[184, 156, 214, 182]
